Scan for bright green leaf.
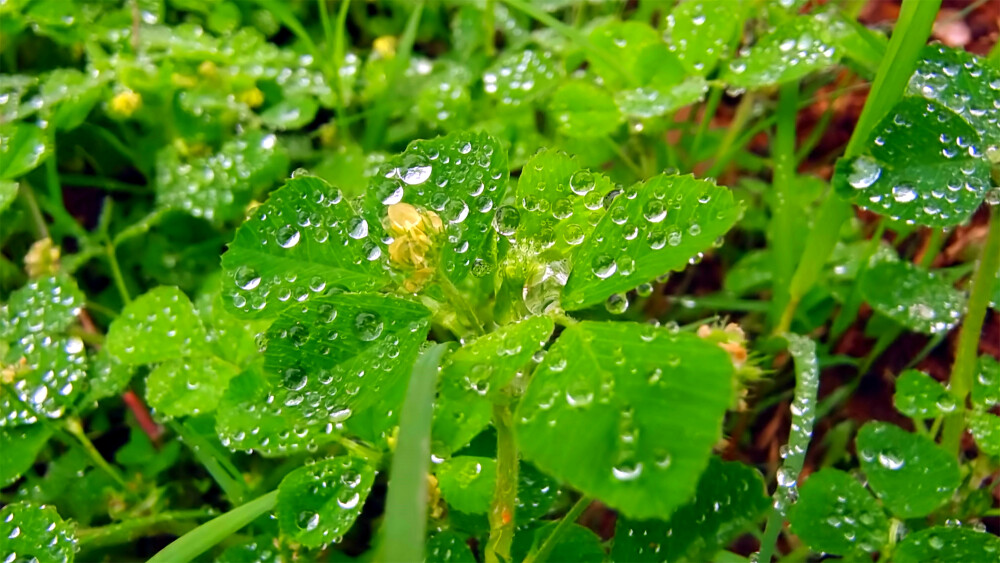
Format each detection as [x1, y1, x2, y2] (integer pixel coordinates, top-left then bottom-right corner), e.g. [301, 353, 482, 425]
[512, 522, 604, 563]
[832, 97, 990, 227]
[859, 260, 966, 335]
[549, 81, 621, 138]
[973, 355, 1000, 408]
[893, 369, 957, 418]
[856, 421, 959, 518]
[787, 468, 888, 556]
[39, 68, 104, 131]
[484, 49, 562, 107]
[82, 348, 133, 405]
[0, 180, 18, 213]
[276, 456, 375, 548]
[968, 410, 1000, 457]
[1, 275, 84, 344]
[436, 456, 496, 515]
[562, 174, 739, 311]
[516, 462, 565, 522]
[1, 335, 87, 427]
[259, 96, 319, 130]
[146, 356, 240, 418]
[106, 287, 211, 365]
[0, 123, 49, 180]
[612, 457, 768, 562]
[214, 538, 283, 563]
[221, 175, 390, 319]
[515, 321, 733, 519]
[589, 21, 680, 89]
[427, 530, 476, 563]
[667, 0, 748, 76]
[894, 526, 1000, 563]
[615, 76, 709, 118]
[0, 424, 51, 487]
[0, 501, 77, 563]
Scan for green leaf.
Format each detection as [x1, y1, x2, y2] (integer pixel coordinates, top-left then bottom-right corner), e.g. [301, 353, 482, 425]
[512, 523, 604, 563]
[427, 531, 476, 563]
[832, 96, 990, 227]
[155, 131, 289, 224]
[82, 348, 133, 405]
[589, 21, 680, 89]
[259, 96, 319, 130]
[516, 462, 565, 522]
[856, 421, 959, 518]
[214, 538, 284, 563]
[859, 260, 966, 335]
[972, 355, 1000, 408]
[221, 175, 390, 319]
[276, 456, 375, 548]
[0, 501, 77, 563]
[515, 321, 733, 519]
[722, 13, 848, 89]
[0, 123, 49, 180]
[484, 48, 563, 107]
[0, 424, 51, 486]
[562, 174, 740, 311]
[363, 131, 509, 285]
[614, 76, 709, 118]
[907, 44, 1000, 152]
[106, 287, 211, 365]
[968, 410, 1000, 457]
[548, 81, 621, 138]
[893, 369, 956, 418]
[1, 334, 87, 427]
[612, 457, 768, 562]
[433, 316, 553, 455]
[894, 526, 1000, 563]
[436, 456, 496, 515]
[667, 0, 748, 76]
[217, 294, 430, 455]
[39, 68, 104, 131]
[115, 426, 182, 478]
[0, 180, 18, 213]
[1, 275, 84, 344]
[787, 468, 888, 556]
[146, 356, 240, 419]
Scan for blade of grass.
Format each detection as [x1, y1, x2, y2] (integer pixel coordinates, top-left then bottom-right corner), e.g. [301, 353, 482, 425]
[486, 403, 518, 563]
[378, 343, 450, 563]
[362, 2, 424, 150]
[768, 81, 800, 329]
[171, 420, 249, 505]
[522, 495, 593, 563]
[147, 490, 278, 563]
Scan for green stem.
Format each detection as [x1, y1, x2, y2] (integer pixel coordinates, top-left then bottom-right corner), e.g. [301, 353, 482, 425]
[63, 417, 129, 490]
[76, 509, 216, 548]
[147, 490, 278, 563]
[439, 274, 485, 336]
[829, 220, 885, 342]
[112, 207, 167, 247]
[690, 86, 723, 162]
[918, 227, 945, 268]
[710, 92, 756, 174]
[769, 81, 799, 328]
[484, 0, 496, 56]
[942, 206, 1000, 454]
[523, 495, 592, 563]
[379, 344, 449, 563]
[19, 184, 50, 240]
[171, 421, 248, 505]
[106, 242, 132, 305]
[362, 2, 424, 150]
[486, 403, 519, 563]
[604, 137, 644, 179]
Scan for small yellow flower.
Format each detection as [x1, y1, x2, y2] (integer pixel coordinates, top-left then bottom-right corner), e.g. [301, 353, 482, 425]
[1, 357, 29, 385]
[170, 72, 198, 88]
[318, 121, 337, 146]
[385, 203, 443, 292]
[427, 474, 446, 520]
[373, 35, 398, 59]
[237, 87, 265, 108]
[197, 60, 218, 78]
[109, 90, 142, 117]
[25, 237, 60, 278]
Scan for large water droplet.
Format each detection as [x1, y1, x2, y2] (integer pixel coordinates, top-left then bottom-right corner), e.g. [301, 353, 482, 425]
[354, 312, 384, 341]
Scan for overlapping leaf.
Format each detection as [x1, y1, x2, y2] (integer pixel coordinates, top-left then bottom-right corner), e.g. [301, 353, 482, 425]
[0, 502, 77, 563]
[859, 260, 966, 335]
[0, 123, 49, 180]
[106, 286, 211, 364]
[0, 425, 52, 486]
[894, 526, 1000, 563]
[667, 1, 748, 76]
[483, 48, 562, 107]
[893, 369, 956, 418]
[788, 469, 888, 556]
[276, 457, 375, 548]
[548, 81, 621, 138]
[146, 356, 240, 418]
[515, 322, 733, 519]
[436, 456, 496, 514]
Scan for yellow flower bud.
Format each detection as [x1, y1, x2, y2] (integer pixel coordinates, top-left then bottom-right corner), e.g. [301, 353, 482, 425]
[197, 60, 218, 78]
[110, 90, 142, 117]
[373, 35, 398, 59]
[25, 237, 60, 278]
[237, 87, 265, 108]
[385, 203, 444, 292]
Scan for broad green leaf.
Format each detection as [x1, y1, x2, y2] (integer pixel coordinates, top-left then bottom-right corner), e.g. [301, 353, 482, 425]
[115, 426, 182, 479]
[893, 369, 956, 418]
[1, 275, 84, 344]
[973, 355, 999, 408]
[155, 131, 289, 223]
[615, 77, 709, 118]
[968, 410, 1000, 457]
[512, 522, 604, 563]
[723, 13, 849, 89]
[787, 469, 887, 556]
[0, 180, 17, 213]
[907, 45, 1000, 152]
[483, 48, 562, 107]
[427, 531, 476, 563]
[0, 123, 49, 180]
[1, 334, 87, 427]
[364, 131, 509, 284]
[433, 316, 553, 455]
[667, 0, 748, 76]
[832, 97, 990, 227]
[856, 421, 959, 518]
[436, 456, 496, 514]
[259, 96, 319, 130]
[516, 462, 564, 522]
[215, 538, 284, 563]
[106, 287, 211, 365]
[217, 294, 430, 455]
[82, 348, 133, 405]
[276, 456, 375, 548]
[0, 424, 51, 486]
[38, 68, 104, 131]
[515, 322, 733, 519]
[611, 457, 768, 562]
[859, 260, 966, 335]
[221, 175, 390, 319]
[146, 357, 240, 418]
[562, 174, 739, 311]
[416, 62, 472, 129]
[894, 526, 1000, 563]
[549, 81, 621, 138]
[0, 502, 77, 563]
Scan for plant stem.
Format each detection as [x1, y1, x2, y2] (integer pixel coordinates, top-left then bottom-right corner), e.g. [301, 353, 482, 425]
[523, 495, 592, 563]
[63, 416, 129, 489]
[829, 220, 885, 342]
[106, 241, 132, 305]
[439, 274, 485, 336]
[147, 490, 278, 563]
[486, 403, 519, 563]
[484, 0, 496, 56]
[19, 184, 50, 240]
[690, 86, 723, 162]
[362, 2, 424, 150]
[710, 92, 756, 175]
[379, 344, 449, 563]
[77, 509, 216, 548]
[941, 205, 1000, 454]
[171, 421, 249, 505]
[769, 81, 799, 329]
